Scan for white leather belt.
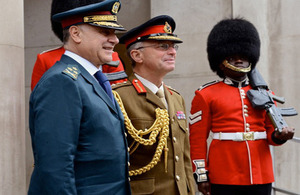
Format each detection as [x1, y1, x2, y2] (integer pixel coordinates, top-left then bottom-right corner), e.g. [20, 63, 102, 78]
[212, 132, 267, 141]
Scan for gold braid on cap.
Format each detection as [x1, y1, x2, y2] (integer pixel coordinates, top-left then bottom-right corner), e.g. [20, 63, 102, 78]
[222, 60, 252, 73]
[112, 90, 170, 176]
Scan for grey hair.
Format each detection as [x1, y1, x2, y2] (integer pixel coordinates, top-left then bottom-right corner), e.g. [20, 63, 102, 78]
[62, 28, 70, 44]
[127, 42, 144, 68]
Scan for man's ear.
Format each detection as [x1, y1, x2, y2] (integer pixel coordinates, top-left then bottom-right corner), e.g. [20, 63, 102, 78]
[130, 50, 143, 64]
[69, 26, 82, 44]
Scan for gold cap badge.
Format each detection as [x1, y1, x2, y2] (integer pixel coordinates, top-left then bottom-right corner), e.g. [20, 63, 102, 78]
[112, 2, 120, 14]
[163, 22, 172, 33]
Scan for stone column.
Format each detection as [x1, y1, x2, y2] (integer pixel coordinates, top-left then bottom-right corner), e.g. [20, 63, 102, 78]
[0, 0, 26, 194]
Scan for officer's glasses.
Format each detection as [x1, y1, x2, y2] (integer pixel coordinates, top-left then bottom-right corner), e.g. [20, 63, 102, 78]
[136, 43, 179, 51]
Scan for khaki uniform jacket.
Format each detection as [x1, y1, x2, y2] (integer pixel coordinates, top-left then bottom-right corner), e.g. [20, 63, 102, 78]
[112, 74, 195, 195]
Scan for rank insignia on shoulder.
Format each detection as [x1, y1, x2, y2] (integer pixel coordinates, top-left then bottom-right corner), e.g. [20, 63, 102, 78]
[62, 65, 80, 80]
[198, 80, 219, 91]
[176, 111, 186, 120]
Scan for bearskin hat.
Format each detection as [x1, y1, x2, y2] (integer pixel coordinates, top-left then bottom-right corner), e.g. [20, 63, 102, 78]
[50, 0, 63, 42]
[207, 18, 261, 78]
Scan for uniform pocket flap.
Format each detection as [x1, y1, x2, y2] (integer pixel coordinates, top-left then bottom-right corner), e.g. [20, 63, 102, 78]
[130, 178, 155, 194]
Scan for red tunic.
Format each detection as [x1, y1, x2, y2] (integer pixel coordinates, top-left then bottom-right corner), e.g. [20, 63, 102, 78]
[31, 46, 127, 90]
[189, 80, 281, 185]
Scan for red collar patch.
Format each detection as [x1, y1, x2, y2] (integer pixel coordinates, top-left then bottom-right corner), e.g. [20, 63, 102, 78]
[132, 79, 147, 94]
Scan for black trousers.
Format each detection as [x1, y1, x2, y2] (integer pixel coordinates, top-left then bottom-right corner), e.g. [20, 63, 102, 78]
[211, 183, 272, 195]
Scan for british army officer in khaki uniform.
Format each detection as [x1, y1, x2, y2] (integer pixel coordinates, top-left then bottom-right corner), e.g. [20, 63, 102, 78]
[112, 15, 195, 195]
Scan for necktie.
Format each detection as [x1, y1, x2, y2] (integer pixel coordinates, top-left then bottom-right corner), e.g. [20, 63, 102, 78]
[156, 89, 167, 108]
[94, 70, 114, 103]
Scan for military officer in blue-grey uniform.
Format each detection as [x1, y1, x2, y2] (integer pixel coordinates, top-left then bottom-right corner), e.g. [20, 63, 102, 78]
[28, 0, 131, 194]
[112, 15, 195, 195]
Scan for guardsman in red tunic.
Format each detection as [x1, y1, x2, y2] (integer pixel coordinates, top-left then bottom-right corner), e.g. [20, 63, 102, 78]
[189, 18, 295, 195]
[30, 0, 127, 91]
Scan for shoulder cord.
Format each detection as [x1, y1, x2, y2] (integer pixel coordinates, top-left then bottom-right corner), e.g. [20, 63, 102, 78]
[112, 90, 170, 176]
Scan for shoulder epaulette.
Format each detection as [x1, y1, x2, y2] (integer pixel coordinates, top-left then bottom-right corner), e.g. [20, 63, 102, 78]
[198, 80, 219, 91]
[111, 81, 131, 89]
[62, 65, 80, 80]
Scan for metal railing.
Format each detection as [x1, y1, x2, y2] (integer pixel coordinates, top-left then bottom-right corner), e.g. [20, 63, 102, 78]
[290, 136, 300, 143]
[273, 186, 300, 195]
[272, 137, 300, 195]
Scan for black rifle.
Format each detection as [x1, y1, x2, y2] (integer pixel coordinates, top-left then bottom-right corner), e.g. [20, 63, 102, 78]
[247, 68, 298, 132]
